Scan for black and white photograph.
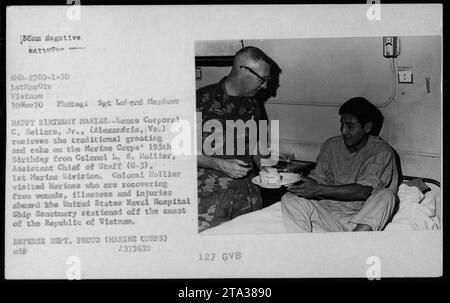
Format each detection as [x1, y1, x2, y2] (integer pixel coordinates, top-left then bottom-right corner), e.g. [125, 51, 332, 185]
[2, 3, 443, 281]
[195, 37, 441, 236]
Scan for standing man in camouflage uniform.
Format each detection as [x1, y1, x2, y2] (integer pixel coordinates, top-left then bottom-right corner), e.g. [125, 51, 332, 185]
[197, 46, 273, 232]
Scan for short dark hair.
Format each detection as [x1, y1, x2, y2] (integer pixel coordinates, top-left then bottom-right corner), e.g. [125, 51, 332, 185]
[338, 97, 384, 136]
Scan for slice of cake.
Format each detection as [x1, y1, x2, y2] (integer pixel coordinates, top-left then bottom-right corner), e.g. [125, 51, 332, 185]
[259, 167, 281, 185]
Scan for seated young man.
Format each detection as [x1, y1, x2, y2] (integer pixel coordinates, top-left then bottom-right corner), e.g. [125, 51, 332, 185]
[282, 97, 399, 232]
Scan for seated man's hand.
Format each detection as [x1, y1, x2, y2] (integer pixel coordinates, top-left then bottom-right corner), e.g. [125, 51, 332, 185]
[287, 176, 320, 199]
[217, 158, 252, 179]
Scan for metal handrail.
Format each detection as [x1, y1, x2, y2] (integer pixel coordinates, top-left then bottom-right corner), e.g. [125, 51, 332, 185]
[402, 175, 440, 187]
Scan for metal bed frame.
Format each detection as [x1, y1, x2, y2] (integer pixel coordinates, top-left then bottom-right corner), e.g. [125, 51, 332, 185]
[402, 175, 440, 187]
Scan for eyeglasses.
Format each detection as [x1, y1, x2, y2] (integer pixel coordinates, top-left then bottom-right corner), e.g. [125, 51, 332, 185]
[240, 65, 271, 83]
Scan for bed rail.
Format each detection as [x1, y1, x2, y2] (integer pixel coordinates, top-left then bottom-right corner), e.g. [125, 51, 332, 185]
[402, 175, 440, 187]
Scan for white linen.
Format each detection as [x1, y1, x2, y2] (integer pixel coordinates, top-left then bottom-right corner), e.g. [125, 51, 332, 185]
[384, 184, 440, 231]
[201, 202, 285, 234]
[202, 183, 441, 234]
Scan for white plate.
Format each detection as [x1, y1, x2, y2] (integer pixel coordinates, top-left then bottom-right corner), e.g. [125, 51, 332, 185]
[252, 172, 301, 189]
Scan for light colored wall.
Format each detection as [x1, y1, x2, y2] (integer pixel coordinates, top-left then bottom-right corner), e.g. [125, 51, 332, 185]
[195, 36, 441, 181]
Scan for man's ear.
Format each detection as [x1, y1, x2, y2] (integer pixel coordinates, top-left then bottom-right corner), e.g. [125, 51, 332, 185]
[364, 121, 373, 134]
[237, 66, 247, 79]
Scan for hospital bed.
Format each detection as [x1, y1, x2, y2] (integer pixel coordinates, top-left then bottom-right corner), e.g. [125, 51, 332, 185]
[201, 173, 441, 234]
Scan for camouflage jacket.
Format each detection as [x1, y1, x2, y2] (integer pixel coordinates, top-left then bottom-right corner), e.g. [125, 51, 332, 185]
[197, 77, 262, 163]
[196, 78, 263, 232]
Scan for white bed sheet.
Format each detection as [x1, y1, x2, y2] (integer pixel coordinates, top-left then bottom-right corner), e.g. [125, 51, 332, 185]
[384, 184, 441, 231]
[202, 184, 441, 235]
[202, 202, 285, 235]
